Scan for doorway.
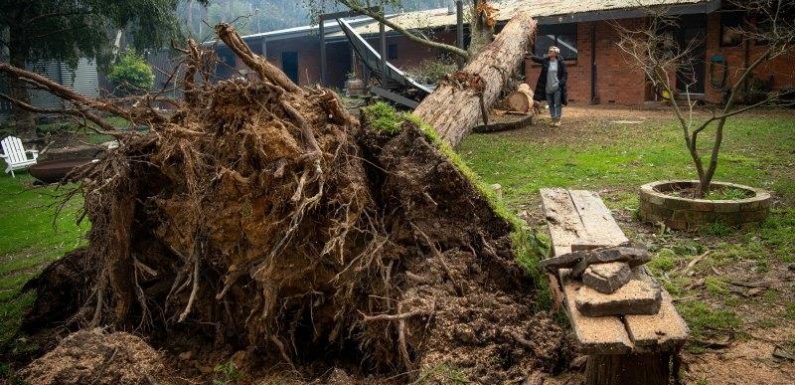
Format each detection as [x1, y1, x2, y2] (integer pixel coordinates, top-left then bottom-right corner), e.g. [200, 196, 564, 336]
[675, 15, 707, 95]
[281, 52, 299, 84]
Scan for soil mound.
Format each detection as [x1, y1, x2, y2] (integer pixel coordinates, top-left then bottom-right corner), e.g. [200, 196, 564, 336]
[20, 329, 163, 385]
[18, 24, 567, 383]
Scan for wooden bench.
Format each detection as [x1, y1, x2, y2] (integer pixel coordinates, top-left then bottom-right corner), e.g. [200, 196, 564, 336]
[540, 188, 689, 385]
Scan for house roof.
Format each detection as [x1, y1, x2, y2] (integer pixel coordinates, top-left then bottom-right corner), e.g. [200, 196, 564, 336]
[234, 0, 720, 43]
[347, 0, 719, 36]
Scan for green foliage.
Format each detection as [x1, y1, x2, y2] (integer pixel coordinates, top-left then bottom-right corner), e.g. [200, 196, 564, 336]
[0, 0, 197, 68]
[649, 249, 676, 272]
[415, 363, 470, 385]
[108, 50, 155, 95]
[407, 57, 458, 84]
[676, 300, 741, 339]
[213, 361, 243, 385]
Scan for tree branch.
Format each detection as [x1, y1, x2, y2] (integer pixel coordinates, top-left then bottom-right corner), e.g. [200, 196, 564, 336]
[0, 93, 123, 137]
[337, 0, 470, 60]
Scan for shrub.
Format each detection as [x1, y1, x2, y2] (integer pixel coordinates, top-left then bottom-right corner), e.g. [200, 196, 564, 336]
[107, 50, 155, 96]
[406, 57, 457, 84]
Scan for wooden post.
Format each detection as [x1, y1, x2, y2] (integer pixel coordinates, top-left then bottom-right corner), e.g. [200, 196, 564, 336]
[585, 353, 671, 385]
[320, 18, 327, 86]
[379, 8, 386, 86]
[456, 0, 465, 70]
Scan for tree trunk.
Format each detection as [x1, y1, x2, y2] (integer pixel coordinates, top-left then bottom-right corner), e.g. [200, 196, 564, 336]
[413, 12, 536, 147]
[7, 35, 36, 139]
[585, 353, 672, 385]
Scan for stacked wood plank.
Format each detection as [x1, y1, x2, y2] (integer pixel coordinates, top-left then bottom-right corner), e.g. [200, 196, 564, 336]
[540, 188, 689, 385]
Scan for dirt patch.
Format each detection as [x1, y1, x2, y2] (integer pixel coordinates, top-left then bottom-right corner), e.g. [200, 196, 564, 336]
[20, 329, 163, 385]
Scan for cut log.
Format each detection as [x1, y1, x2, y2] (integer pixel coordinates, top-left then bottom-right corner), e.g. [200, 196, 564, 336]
[506, 84, 535, 114]
[413, 12, 537, 147]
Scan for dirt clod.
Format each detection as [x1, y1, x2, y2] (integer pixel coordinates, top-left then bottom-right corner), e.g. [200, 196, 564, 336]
[20, 329, 163, 385]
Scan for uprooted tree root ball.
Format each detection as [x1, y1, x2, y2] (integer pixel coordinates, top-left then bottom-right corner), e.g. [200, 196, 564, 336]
[15, 24, 570, 384]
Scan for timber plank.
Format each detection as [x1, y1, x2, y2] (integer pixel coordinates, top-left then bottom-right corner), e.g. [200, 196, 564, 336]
[625, 290, 690, 352]
[540, 188, 585, 256]
[560, 270, 634, 355]
[568, 190, 629, 248]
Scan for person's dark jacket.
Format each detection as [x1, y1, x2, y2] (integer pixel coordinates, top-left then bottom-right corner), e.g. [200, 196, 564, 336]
[531, 55, 568, 105]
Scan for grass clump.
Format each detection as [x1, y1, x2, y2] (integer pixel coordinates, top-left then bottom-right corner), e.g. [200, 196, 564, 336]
[677, 300, 741, 339]
[361, 101, 404, 134]
[784, 303, 795, 321]
[704, 276, 729, 295]
[649, 248, 676, 272]
[415, 363, 470, 385]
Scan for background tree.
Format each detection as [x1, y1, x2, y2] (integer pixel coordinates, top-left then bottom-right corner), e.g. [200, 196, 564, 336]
[107, 50, 155, 96]
[616, 0, 795, 197]
[0, 0, 205, 137]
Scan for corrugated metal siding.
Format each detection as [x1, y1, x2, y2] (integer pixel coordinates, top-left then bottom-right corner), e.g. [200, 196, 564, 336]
[0, 58, 99, 116]
[67, 58, 99, 98]
[29, 61, 65, 110]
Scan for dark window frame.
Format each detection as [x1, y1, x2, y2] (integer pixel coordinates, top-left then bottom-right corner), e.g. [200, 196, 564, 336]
[387, 43, 398, 60]
[534, 23, 578, 60]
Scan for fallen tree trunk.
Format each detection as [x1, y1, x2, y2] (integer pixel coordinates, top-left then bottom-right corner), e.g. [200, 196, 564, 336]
[413, 12, 537, 147]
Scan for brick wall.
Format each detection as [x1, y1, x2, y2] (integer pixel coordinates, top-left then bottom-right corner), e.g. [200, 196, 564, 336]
[704, 13, 795, 103]
[524, 19, 647, 105]
[232, 13, 795, 105]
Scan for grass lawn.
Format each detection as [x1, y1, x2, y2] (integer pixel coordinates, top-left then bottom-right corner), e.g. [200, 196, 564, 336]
[0, 175, 87, 352]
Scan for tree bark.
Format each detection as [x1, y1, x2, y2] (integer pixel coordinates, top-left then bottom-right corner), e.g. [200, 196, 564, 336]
[413, 12, 536, 147]
[7, 33, 36, 139]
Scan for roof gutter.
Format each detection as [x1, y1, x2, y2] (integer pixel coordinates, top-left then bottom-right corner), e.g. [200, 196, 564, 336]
[535, 0, 721, 25]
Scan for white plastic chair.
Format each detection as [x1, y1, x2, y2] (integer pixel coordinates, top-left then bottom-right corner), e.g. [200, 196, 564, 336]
[1, 136, 39, 177]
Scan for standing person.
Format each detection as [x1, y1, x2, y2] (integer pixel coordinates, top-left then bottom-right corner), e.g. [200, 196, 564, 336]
[532, 46, 568, 127]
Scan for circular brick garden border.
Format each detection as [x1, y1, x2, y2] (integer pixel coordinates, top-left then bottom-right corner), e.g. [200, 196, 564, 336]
[639, 180, 771, 230]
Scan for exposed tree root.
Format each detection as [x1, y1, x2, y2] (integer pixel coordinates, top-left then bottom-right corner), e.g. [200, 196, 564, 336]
[12, 24, 570, 384]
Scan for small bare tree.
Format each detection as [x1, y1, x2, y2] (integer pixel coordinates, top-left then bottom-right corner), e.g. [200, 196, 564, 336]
[616, 0, 795, 197]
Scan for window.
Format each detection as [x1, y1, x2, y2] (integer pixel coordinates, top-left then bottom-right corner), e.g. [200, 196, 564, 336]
[720, 11, 745, 47]
[534, 23, 577, 60]
[388, 43, 398, 60]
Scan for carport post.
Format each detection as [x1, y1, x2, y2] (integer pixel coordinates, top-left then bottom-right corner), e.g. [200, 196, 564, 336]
[320, 18, 327, 86]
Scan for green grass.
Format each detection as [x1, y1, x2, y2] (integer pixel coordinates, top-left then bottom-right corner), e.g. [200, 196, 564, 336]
[676, 300, 741, 339]
[458, 114, 795, 209]
[0, 174, 88, 349]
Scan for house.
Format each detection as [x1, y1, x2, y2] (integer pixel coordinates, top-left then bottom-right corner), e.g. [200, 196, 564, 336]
[220, 0, 795, 106]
